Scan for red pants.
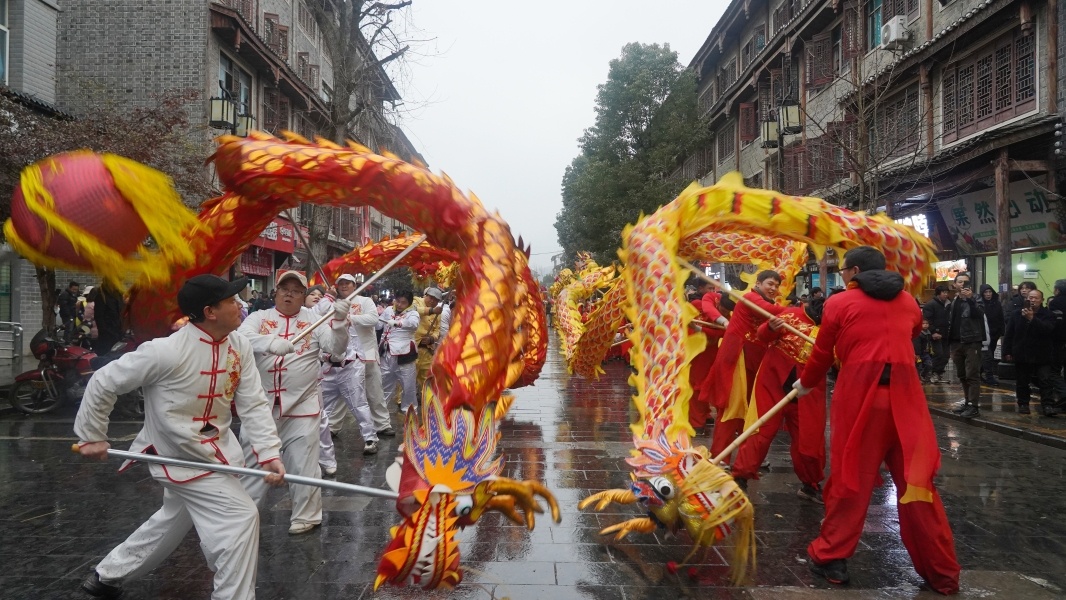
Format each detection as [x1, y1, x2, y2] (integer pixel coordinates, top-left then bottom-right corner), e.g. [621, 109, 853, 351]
[687, 345, 718, 430]
[708, 342, 763, 456]
[808, 388, 960, 594]
[731, 401, 823, 487]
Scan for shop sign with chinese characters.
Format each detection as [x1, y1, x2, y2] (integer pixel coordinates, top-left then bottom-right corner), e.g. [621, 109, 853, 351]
[937, 177, 1066, 254]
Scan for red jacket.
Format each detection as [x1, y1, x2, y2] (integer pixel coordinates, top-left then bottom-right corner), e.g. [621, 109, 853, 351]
[755, 306, 824, 461]
[799, 271, 941, 502]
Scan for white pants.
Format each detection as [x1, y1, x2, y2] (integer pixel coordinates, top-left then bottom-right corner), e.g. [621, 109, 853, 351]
[242, 414, 322, 527]
[380, 352, 417, 412]
[321, 361, 377, 442]
[363, 359, 390, 431]
[318, 409, 337, 470]
[95, 472, 260, 600]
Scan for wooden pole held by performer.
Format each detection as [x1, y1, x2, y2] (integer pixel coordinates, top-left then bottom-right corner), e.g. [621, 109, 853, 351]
[711, 389, 799, 464]
[678, 258, 815, 345]
[291, 234, 428, 344]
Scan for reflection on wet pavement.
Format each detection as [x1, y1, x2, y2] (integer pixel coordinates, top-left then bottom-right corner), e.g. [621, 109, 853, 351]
[1, 343, 1065, 598]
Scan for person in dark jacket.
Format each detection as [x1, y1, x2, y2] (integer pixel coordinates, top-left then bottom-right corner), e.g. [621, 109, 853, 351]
[1003, 288, 1066, 416]
[946, 273, 985, 418]
[922, 286, 951, 383]
[92, 283, 126, 355]
[1047, 279, 1066, 382]
[1010, 281, 1038, 312]
[57, 280, 81, 342]
[977, 284, 1005, 384]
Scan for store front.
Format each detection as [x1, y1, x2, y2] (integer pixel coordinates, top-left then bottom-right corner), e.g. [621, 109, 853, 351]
[936, 176, 1066, 296]
[236, 217, 298, 292]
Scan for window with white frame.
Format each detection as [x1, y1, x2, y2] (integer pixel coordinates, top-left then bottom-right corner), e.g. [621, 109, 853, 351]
[220, 53, 253, 115]
[0, 0, 8, 86]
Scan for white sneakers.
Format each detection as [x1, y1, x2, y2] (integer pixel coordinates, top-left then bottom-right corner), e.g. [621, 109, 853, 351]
[288, 522, 320, 535]
[322, 465, 337, 476]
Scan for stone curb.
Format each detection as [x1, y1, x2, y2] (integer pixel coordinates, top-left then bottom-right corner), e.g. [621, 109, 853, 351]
[929, 405, 1066, 451]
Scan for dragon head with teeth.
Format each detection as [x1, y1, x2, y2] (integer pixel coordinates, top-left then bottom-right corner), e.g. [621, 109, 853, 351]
[375, 394, 560, 590]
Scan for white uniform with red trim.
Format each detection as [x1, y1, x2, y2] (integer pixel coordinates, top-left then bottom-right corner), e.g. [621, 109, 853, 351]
[73, 323, 282, 600]
[237, 306, 347, 527]
[380, 304, 421, 412]
[314, 293, 383, 443]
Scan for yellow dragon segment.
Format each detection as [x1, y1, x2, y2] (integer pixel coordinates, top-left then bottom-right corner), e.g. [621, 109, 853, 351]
[565, 231, 808, 378]
[581, 172, 937, 584]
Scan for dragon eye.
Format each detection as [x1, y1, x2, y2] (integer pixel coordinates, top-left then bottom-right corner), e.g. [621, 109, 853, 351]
[650, 476, 675, 499]
[454, 495, 474, 517]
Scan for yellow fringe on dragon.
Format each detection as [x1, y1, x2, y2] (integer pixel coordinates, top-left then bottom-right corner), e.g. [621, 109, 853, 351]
[552, 257, 619, 370]
[580, 172, 937, 584]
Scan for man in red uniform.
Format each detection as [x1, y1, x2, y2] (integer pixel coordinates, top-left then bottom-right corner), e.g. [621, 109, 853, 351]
[732, 298, 826, 501]
[794, 246, 959, 594]
[688, 277, 729, 432]
[700, 270, 788, 456]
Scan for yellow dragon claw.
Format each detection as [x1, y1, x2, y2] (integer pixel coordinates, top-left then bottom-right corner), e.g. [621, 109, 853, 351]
[578, 488, 638, 512]
[471, 478, 562, 530]
[600, 517, 657, 540]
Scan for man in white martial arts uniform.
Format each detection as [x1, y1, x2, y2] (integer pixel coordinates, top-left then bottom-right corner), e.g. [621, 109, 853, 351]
[380, 289, 422, 413]
[238, 270, 350, 534]
[75, 274, 285, 600]
[315, 274, 383, 454]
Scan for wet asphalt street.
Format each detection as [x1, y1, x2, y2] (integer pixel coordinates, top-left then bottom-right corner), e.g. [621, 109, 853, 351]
[2, 342, 1066, 600]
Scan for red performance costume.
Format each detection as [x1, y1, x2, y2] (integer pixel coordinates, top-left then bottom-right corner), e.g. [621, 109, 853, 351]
[700, 289, 787, 456]
[688, 290, 725, 431]
[798, 269, 959, 594]
[732, 306, 825, 488]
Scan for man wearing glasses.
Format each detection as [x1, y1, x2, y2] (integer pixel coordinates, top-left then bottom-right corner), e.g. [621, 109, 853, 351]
[238, 270, 351, 535]
[793, 246, 959, 593]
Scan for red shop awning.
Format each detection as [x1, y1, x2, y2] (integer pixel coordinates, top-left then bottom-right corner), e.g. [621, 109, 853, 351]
[252, 218, 297, 253]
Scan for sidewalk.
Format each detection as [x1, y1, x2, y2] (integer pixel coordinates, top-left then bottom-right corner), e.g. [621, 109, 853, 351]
[924, 376, 1066, 450]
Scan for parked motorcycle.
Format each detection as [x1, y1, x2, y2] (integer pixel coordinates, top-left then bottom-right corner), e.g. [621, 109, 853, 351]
[9, 328, 142, 416]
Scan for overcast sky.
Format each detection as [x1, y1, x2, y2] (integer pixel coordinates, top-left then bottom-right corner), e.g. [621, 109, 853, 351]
[401, 2, 729, 276]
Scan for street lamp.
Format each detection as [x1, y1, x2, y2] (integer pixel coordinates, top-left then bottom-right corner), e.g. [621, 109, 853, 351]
[209, 95, 238, 130]
[209, 89, 255, 137]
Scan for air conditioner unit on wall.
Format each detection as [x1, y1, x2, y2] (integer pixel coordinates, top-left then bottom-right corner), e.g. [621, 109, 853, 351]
[881, 15, 910, 50]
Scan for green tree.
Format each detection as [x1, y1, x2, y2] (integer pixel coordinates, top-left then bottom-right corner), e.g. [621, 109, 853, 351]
[555, 43, 709, 262]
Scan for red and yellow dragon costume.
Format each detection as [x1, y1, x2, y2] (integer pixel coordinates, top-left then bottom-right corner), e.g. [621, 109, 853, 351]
[578, 173, 937, 582]
[4, 132, 556, 590]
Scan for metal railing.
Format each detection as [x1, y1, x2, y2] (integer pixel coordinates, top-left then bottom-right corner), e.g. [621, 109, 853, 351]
[0, 322, 22, 361]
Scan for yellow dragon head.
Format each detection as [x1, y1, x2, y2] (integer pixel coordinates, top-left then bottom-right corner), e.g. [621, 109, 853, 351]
[375, 393, 560, 590]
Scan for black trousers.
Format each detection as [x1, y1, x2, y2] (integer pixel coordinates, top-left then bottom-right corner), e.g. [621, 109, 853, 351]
[981, 335, 1000, 380]
[1014, 363, 1066, 406]
[931, 338, 950, 375]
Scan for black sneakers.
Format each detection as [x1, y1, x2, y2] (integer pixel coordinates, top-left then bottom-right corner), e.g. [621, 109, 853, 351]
[1018, 404, 1031, 415]
[82, 571, 123, 599]
[797, 484, 824, 504]
[809, 557, 850, 584]
[377, 427, 396, 437]
[959, 405, 979, 418]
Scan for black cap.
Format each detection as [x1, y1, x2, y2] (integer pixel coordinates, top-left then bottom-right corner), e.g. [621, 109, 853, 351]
[178, 274, 248, 320]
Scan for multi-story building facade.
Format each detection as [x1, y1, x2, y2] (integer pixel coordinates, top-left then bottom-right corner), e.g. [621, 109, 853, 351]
[0, 0, 424, 353]
[681, 0, 1065, 294]
[56, 0, 422, 291]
